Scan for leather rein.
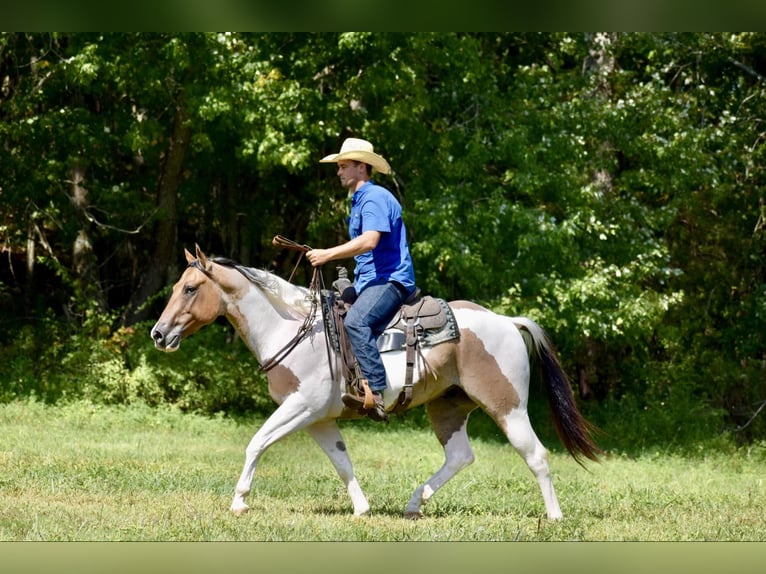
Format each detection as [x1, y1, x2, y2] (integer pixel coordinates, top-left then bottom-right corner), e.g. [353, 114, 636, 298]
[258, 235, 324, 373]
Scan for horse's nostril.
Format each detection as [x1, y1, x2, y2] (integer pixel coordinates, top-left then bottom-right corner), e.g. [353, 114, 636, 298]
[151, 327, 163, 342]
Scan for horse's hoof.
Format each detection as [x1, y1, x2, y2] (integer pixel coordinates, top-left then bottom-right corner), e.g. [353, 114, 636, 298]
[230, 503, 250, 517]
[403, 510, 423, 520]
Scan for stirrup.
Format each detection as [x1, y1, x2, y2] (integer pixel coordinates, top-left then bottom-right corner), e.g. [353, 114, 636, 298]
[342, 378, 375, 408]
[343, 377, 374, 408]
[341, 379, 388, 422]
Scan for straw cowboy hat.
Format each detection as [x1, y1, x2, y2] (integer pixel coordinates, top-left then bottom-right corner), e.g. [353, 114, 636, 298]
[319, 137, 392, 175]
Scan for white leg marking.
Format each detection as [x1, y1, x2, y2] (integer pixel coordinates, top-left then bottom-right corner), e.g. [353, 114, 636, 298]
[404, 420, 475, 519]
[305, 420, 370, 516]
[230, 399, 316, 516]
[504, 409, 563, 520]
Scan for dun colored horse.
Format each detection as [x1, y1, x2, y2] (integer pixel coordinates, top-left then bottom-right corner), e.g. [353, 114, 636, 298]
[151, 245, 601, 519]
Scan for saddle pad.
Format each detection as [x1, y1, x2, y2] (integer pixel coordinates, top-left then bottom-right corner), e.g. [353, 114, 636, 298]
[377, 330, 406, 353]
[416, 297, 460, 347]
[320, 289, 342, 354]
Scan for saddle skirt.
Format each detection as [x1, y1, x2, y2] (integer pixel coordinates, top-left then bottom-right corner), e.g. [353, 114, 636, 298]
[378, 296, 459, 352]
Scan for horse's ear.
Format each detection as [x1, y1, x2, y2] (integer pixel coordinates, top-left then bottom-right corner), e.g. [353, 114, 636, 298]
[184, 248, 195, 264]
[195, 243, 210, 270]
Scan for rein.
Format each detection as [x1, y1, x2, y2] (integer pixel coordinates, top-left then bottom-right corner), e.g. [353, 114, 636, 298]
[189, 236, 330, 374]
[259, 265, 322, 373]
[259, 235, 325, 373]
[272, 234, 312, 283]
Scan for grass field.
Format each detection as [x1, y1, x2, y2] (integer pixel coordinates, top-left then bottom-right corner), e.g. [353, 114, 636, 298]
[1, 399, 765, 542]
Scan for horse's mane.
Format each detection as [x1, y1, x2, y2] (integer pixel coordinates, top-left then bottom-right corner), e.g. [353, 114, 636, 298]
[211, 257, 314, 316]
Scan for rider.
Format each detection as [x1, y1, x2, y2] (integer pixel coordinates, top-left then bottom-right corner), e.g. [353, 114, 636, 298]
[306, 137, 417, 422]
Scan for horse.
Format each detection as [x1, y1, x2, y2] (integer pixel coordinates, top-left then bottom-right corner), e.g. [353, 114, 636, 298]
[150, 245, 601, 520]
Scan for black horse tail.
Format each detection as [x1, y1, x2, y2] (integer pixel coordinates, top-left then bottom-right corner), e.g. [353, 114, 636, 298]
[514, 317, 603, 466]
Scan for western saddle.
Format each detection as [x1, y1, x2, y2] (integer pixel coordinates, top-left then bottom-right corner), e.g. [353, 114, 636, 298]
[320, 267, 460, 416]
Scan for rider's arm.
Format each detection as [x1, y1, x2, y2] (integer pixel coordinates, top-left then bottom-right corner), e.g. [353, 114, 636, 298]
[306, 230, 381, 267]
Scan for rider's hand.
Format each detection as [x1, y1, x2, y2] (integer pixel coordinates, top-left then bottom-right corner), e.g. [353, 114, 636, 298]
[306, 249, 329, 267]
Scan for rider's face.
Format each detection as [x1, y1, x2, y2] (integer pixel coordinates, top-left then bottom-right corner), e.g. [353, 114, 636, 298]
[336, 161, 367, 192]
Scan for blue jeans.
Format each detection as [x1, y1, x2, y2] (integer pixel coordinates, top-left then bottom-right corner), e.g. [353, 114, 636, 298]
[344, 281, 407, 392]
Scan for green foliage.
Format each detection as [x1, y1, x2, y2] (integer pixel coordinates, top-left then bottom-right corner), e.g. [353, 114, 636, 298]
[2, 33, 766, 445]
[0, 311, 272, 416]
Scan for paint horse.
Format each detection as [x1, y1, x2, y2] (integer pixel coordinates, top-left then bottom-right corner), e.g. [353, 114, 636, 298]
[150, 245, 601, 519]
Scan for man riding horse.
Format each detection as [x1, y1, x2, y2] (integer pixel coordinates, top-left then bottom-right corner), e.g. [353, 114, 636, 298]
[306, 138, 417, 422]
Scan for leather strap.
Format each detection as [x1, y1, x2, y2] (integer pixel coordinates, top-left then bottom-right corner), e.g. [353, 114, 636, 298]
[272, 235, 313, 283]
[392, 315, 418, 413]
[259, 265, 321, 372]
[272, 235, 311, 252]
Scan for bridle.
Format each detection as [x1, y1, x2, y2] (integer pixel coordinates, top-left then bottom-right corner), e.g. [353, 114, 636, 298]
[186, 236, 330, 374]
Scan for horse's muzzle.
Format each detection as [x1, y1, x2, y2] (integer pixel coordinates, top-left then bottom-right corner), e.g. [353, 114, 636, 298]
[150, 324, 180, 352]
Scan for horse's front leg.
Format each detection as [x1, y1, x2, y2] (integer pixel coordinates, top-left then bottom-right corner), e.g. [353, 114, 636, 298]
[230, 399, 316, 516]
[305, 420, 370, 516]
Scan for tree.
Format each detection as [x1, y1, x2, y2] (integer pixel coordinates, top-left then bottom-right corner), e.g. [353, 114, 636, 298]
[1, 33, 764, 438]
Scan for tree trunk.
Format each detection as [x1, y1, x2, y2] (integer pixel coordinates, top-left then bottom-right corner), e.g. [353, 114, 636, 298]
[583, 32, 617, 97]
[70, 165, 108, 314]
[124, 96, 191, 325]
[576, 33, 619, 399]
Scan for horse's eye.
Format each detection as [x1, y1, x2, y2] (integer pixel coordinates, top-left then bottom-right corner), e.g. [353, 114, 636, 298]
[183, 285, 197, 296]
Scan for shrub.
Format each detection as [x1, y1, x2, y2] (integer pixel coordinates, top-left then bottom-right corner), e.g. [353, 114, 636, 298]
[0, 312, 274, 416]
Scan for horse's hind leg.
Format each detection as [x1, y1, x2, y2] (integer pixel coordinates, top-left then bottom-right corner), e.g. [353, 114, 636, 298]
[501, 409, 563, 519]
[305, 420, 370, 516]
[457, 334, 563, 518]
[404, 389, 477, 519]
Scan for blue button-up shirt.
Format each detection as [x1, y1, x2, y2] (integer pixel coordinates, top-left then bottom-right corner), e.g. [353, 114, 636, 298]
[347, 181, 416, 294]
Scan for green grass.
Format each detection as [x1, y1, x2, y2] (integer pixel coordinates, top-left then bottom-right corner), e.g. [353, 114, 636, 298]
[1, 399, 764, 541]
